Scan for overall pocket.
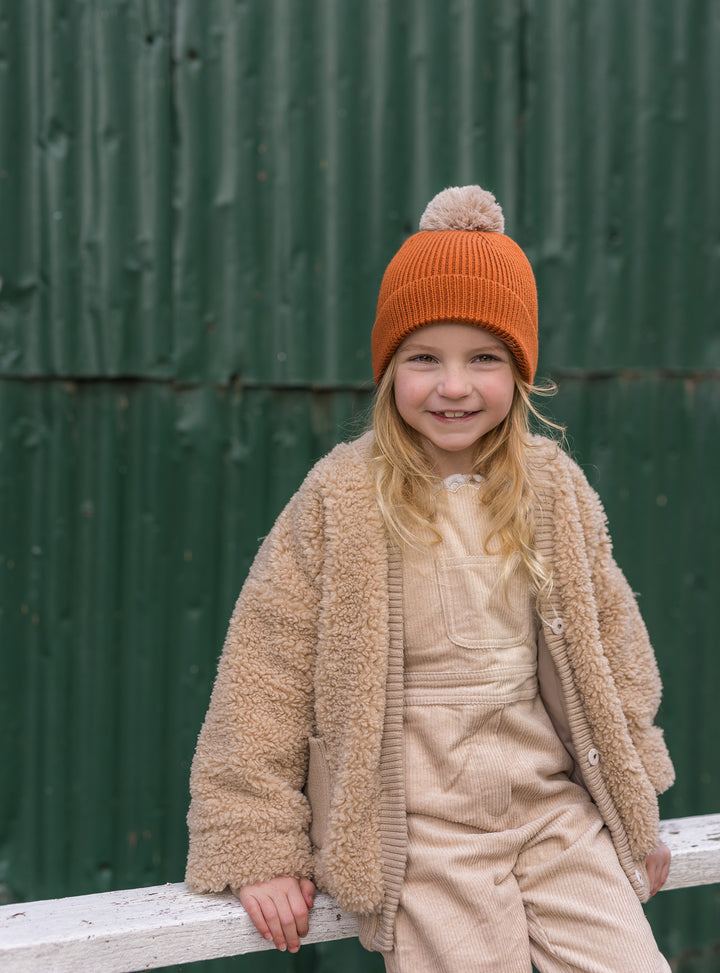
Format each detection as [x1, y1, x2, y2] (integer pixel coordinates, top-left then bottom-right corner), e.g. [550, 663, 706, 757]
[436, 556, 531, 649]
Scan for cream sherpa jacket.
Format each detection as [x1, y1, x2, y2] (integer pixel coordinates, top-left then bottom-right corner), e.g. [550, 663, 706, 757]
[185, 433, 674, 952]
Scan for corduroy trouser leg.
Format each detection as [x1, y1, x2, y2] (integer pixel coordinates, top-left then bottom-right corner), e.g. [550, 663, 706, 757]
[382, 802, 670, 973]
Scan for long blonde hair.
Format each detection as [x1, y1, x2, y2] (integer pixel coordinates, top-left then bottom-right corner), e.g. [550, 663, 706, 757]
[368, 350, 562, 605]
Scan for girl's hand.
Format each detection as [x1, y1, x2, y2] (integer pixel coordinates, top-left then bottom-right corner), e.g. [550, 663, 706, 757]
[645, 840, 671, 897]
[236, 876, 316, 952]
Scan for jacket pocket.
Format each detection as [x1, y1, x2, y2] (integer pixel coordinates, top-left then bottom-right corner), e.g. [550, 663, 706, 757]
[305, 736, 331, 850]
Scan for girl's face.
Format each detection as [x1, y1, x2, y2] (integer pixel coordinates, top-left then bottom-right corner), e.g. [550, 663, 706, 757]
[393, 323, 516, 477]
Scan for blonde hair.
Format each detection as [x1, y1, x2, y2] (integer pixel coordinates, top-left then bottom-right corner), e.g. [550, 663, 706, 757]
[368, 351, 563, 606]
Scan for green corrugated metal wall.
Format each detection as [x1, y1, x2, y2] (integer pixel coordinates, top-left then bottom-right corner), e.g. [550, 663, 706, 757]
[1, 2, 718, 970]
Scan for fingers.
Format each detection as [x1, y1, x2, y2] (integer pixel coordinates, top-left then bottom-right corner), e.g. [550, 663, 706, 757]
[237, 876, 314, 952]
[645, 840, 672, 897]
[651, 855, 670, 896]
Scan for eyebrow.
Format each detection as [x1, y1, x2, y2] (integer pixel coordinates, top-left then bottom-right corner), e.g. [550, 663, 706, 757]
[402, 338, 507, 354]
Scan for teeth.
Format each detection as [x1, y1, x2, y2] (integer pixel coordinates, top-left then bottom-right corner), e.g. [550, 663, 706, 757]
[441, 411, 468, 417]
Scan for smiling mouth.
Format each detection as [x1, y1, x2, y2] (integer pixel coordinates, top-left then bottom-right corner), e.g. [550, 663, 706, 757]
[433, 410, 477, 418]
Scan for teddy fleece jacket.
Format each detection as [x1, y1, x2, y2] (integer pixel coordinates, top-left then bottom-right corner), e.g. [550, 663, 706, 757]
[185, 433, 675, 952]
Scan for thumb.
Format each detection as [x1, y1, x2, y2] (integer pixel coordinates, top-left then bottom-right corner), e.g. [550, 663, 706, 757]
[300, 878, 316, 907]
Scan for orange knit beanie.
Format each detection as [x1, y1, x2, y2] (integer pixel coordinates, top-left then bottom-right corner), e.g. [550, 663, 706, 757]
[371, 186, 538, 384]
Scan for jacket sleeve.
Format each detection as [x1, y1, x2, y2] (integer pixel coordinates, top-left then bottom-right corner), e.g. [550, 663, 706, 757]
[185, 475, 324, 892]
[568, 460, 675, 797]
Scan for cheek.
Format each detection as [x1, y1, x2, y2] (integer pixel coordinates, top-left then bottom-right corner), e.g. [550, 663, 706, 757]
[393, 374, 426, 417]
[502, 384, 516, 414]
[491, 374, 517, 418]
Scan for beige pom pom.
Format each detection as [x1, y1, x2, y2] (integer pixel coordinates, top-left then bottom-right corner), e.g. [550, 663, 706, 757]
[419, 185, 505, 233]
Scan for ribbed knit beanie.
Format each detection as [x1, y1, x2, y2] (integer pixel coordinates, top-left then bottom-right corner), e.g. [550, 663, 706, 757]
[371, 185, 538, 384]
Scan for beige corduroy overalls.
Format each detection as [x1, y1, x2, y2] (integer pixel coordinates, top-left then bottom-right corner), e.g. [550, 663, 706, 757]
[383, 478, 669, 973]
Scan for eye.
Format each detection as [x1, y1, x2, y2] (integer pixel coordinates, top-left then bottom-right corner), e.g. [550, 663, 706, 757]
[408, 353, 438, 363]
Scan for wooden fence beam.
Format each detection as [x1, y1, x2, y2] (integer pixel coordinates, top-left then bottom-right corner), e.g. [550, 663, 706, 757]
[658, 813, 720, 890]
[1, 814, 719, 973]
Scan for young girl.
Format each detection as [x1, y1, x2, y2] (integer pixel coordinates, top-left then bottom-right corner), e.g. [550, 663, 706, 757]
[185, 186, 675, 972]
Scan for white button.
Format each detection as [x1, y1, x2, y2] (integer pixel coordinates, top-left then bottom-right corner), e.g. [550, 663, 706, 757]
[587, 748, 600, 766]
[550, 618, 564, 636]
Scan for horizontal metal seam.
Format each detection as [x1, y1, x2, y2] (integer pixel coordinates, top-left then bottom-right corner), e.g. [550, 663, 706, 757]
[2, 370, 720, 392]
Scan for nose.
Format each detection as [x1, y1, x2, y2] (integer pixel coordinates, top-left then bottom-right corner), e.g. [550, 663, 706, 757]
[437, 366, 471, 398]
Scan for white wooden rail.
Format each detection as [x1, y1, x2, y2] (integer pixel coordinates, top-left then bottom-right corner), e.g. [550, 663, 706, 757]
[1, 814, 719, 973]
